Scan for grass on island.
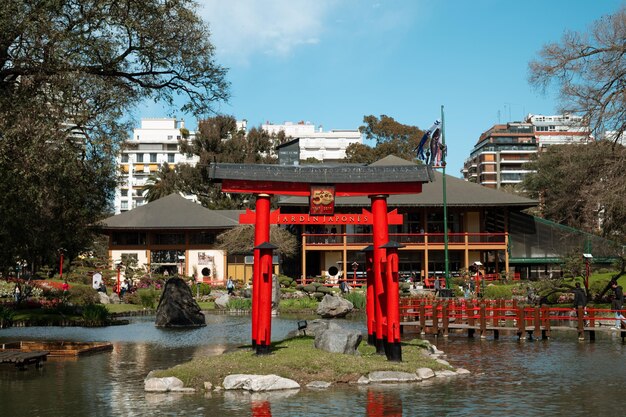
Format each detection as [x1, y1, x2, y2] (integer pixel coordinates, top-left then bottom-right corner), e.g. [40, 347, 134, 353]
[104, 303, 148, 314]
[152, 336, 448, 389]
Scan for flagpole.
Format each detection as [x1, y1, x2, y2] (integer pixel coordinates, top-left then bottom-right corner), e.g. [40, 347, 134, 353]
[441, 105, 450, 291]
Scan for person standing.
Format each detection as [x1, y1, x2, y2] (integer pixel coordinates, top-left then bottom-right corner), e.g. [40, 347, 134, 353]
[226, 277, 235, 295]
[611, 282, 625, 330]
[572, 282, 587, 309]
[434, 275, 441, 297]
[13, 283, 21, 303]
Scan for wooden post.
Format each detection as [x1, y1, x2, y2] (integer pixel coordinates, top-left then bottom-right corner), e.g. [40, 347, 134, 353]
[534, 306, 541, 339]
[442, 302, 449, 338]
[517, 306, 525, 340]
[576, 306, 585, 341]
[419, 302, 426, 335]
[467, 302, 475, 338]
[479, 303, 487, 339]
[432, 302, 439, 336]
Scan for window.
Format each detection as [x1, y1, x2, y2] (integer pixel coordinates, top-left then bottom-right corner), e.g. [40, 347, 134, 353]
[121, 189, 128, 197]
[189, 231, 217, 245]
[154, 233, 185, 245]
[167, 135, 173, 140]
[120, 201, 128, 211]
[121, 154, 129, 163]
[112, 232, 146, 245]
[150, 153, 157, 163]
[137, 153, 144, 163]
[168, 153, 175, 163]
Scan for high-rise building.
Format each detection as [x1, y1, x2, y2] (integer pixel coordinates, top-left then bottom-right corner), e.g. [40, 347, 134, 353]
[115, 118, 198, 213]
[264, 120, 362, 165]
[462, 114, 592, 189]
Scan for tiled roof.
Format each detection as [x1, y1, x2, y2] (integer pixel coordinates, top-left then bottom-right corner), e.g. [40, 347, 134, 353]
[98, 194, 242, 230]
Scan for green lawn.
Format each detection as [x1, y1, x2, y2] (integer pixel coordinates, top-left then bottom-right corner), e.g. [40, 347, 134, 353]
[153, 336, 448, 389]
[104, 303, 148, 314]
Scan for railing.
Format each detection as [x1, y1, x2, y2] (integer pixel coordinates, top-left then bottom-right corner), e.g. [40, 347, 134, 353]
[399, 298, 625, 340]
[303, 232, 507, 246]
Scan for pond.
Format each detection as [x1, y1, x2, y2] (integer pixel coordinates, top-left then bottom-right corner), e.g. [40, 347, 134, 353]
[1, 314, 625, 416]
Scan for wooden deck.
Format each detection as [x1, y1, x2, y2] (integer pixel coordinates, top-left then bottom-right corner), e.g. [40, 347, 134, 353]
[0, 350, 49, 370]
[1, 341, 113, 357]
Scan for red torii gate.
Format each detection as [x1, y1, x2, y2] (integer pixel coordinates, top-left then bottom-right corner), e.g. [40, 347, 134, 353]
[209, 163, 432, 361]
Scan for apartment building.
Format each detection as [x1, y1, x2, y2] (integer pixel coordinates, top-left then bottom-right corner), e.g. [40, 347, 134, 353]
[115, 118, 198, 213]
[265, 121, 362, 164]
[462, 114, 592, 189]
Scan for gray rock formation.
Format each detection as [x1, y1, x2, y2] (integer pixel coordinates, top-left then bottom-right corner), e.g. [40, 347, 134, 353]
[145, 377, 188, 392]
[416, 368, 436, 380]
[223, 374, 300, 391]
[155, 277, 206, 327]
[98, 292, 110, 304]
[316, 294, 353, 318]
[314, 322, 362, 355]
[214, 294, 230, 310]
[367, 371, 420, 383]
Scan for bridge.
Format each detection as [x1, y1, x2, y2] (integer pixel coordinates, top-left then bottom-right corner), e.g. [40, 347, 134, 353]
[399, 298, 626, 342]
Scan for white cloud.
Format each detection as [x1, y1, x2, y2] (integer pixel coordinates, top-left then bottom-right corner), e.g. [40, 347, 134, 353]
[199, 0, 336, 64]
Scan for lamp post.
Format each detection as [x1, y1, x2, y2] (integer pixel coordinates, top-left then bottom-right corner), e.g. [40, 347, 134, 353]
[178, 255, 186, 277]
[116, 261, 123, 296]
[583, 253, 593, 296]
[58, 248, 65, 280]
[352, 261, 359, 286]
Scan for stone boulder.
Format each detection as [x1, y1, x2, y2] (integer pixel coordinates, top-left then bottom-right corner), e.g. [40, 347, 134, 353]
[214, 294, 230, 310]
[98, 292, 110, 304]
[316, 294, 353, 318]
[367, 371, 419, 383]
[314, 322, 362, 355]
[145, 377, 185, 392]
[155, 278, 206, 327]
[223, 374, 300, 392]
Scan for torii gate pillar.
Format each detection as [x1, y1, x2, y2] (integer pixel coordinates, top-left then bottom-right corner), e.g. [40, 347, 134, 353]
[252, 194, 273, 354]
[370, 195, 389, 355]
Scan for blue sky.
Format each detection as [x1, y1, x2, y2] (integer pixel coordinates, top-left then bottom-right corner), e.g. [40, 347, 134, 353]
[139, 0, 623, 177]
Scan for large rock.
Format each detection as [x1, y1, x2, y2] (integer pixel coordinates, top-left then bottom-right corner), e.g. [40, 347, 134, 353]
[98, 292, 110, 304]
[223, 374, 300, 391]
[316, 294, 354, 318]
[144, 376, 184, 392]
[214, 294, 230, 310]
[155, 278, 206, 327]
[314, 322, 362, 355]
[368, 371, 419, 383]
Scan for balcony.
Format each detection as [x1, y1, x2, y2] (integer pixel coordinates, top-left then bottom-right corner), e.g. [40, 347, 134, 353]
[303, 232, 507, 249]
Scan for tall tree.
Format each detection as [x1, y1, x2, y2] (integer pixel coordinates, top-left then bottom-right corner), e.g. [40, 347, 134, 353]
[179, 115, 283, 209]
[529, 7, 626, 141]
[522, 141, 626, 242]
[344, 115, 424, 163]
[143, 163, 179, 202]
[0, 0, 228, 273]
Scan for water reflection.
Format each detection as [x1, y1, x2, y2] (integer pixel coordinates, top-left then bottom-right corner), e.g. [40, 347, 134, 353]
[1, 315, 626, 416]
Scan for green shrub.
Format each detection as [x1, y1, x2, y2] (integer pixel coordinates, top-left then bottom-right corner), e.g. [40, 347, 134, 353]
[278, 275, 295, 288]
[69, 286, 99, 306]
[295, 284, 304, 291]
[303, 284, 317, 293]
[483, 285, 513, 300]
[343, 291, 366, 309]
[226, 298, 252, 310]
[0, 305, 15, 328]
[123, 291, 140, 305]
[312, 292, 325, 300]
[82, 304, 110, 326]
[590, 278, 611, 301]
[137, 288, 160, 309]
[196, 283, 212, 296]
[317, 286, 333, 294]
[279, 297, 318, 311]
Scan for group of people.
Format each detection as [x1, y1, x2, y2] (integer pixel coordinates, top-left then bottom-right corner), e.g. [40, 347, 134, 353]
[572, 281, 625, 330]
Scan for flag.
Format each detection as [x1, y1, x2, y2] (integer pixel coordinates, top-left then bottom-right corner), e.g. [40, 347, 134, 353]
[416, 120, 441, 165]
